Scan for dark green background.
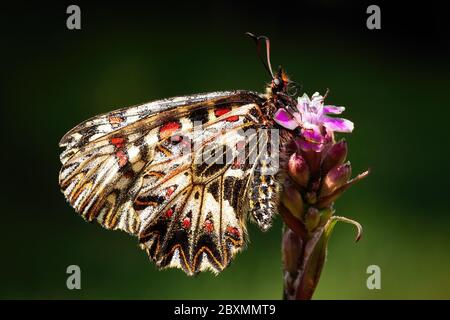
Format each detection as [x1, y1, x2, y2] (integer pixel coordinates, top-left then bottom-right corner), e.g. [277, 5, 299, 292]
[1, 1, 449, 299]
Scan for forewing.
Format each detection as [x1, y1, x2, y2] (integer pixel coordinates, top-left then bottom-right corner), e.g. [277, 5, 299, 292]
[59, 91, 261, 232]
[59, 91, 256, 164]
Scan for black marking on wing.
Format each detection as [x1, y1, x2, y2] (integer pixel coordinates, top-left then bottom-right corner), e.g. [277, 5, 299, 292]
[189, 108, 209, 124]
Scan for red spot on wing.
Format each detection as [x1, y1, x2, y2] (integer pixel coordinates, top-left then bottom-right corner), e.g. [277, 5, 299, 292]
[160, 121, 181, 140]
[166, 208, 174, 218]
[182, 217, 191, 229]
[226, 226, 240, 238]
[166, 185, 176, 198]
[115, 150, 128, 167]
[204, 219, 214, 233]
[226, 116, 239, 122]
[214, 108, 231, 117]
[214, 108, 239, 122]
[111, 137, 125, 149]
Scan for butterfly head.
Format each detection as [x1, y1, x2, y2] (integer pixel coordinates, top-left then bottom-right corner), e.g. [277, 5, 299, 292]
[266, 67, 301, 120]
[270, 67, 290, 95]
[246, 32, 301, 100]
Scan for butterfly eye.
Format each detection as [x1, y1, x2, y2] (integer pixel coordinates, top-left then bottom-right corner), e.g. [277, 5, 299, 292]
[274, 78, 280, 86]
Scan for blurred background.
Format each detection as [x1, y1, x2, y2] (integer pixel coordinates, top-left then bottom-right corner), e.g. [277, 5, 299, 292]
[1, 0, 449, 299]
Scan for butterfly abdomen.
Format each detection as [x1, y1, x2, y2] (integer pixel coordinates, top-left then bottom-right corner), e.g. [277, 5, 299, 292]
[248, 161, 281, 231]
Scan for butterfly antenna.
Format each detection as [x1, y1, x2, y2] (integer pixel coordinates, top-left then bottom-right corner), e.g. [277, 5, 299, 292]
[245, 32, 274, 79]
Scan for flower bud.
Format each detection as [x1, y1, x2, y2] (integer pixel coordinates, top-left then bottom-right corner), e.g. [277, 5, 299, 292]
[294, 138, 321, 176]
[322, 139, 348, 174]
[305, 207, 321, 232]
[288, 153, 310, 188]
[316, 169, 370, 209]
[301, 148, 321, 177]
[282, 182, 304, 220]
[320, 162, 352, 198]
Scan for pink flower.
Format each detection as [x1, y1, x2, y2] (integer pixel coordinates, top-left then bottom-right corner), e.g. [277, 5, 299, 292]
[274, 92, 354, 151]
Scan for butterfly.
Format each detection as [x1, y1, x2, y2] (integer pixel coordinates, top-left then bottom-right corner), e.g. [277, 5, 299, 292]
[58, 34, 298, 275]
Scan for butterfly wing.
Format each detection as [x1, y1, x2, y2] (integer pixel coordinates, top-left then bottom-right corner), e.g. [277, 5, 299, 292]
[60, 91, 250, 164]
[59, 91, 255, 233]
[59, 90, 280, 274]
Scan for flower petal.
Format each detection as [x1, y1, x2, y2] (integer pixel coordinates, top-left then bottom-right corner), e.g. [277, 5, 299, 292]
[322, 117, 354, 133]
[324, 105, 345, 114]
[311, 92, 324, 104]
[274, 109, 298, 130]
[310, 94, 324, 115]
[298, 138, 324, 152]
[296, 94, 311, 114]
[302, 127, 324, 144]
